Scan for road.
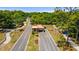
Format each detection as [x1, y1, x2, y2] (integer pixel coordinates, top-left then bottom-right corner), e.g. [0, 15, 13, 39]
[11, 24, 32, 51]
[39, 29, 59, 51]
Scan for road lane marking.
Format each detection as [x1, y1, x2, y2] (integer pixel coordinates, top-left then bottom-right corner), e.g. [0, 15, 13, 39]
[38, 33, 40, 51]
[24, 26, 32, 51]
[45, 30, 57, 50]
[46, 29, 60, 51]
[10, 29, 26, 51]
[39, 32, 50, 51]
[39, 32, 47, 51]
[11, 22, 30, 51]
[42, 32, 51, 51]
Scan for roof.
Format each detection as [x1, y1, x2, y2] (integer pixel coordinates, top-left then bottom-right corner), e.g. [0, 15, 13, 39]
[32, 26, 38, 28]
[37, 25, 44, 28]
[32, 25, 44, 29]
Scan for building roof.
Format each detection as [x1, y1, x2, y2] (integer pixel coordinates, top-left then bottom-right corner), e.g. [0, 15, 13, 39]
[37, 25, 44, 28]
[32, 26, 38, 28]
[32, 25, 44, 29]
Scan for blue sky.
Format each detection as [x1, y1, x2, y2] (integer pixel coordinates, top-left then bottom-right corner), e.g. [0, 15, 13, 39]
[0, 7, 54, 12]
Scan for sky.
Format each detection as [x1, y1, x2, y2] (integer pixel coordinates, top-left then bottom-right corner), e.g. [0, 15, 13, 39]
[0, 7, 54, 12]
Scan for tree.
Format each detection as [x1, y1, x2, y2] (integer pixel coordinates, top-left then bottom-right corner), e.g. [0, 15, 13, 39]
[0, 10, 27, 29]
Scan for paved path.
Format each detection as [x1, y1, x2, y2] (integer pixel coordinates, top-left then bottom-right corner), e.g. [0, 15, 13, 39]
[4, 32, 11, 44]
[53, 25, 79, 51]
[63, 34, 79, 51]
[39, 29, 59, 51]
[11, 24, 32, 51]
[0, 32, 11, 47]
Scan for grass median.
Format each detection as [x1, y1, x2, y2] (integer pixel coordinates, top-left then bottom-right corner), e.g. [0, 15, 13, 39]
[26, 31, 39, 51]
[45, 25, 76, 51]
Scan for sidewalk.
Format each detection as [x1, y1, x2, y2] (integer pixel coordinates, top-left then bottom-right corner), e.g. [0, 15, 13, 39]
[63, 34, 79, 51]
[0, 21, 27, 47]
[0, 32, 11, 47]
[53, 25, 79, 51]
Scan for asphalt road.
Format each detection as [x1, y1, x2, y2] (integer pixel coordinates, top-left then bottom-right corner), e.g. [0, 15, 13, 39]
[39, 29, 59, 51]
[11, 24, 32, 51]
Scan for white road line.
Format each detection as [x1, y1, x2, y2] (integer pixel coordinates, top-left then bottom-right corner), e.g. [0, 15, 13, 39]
[38, 33, 40, 51]
[46, 29, 60, 50]
[39, 32, 50, 51]
[10, 22, 29, 51]
[10, 29, 25, 51]
[24, 27, 32, 51]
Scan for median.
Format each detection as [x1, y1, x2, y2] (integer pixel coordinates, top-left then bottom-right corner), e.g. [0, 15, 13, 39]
[26, 31, 39, 51]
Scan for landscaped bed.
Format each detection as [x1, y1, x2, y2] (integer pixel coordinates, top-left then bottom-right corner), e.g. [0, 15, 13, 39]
[26, 31, 39, 51]
[45, 25, 76, 51]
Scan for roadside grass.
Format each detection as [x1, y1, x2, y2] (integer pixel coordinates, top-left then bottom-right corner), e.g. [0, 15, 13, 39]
[0, 32, 4, 42]
[0, 30, 23, 51]
[26, 31, 39, 51]
[11, 30, 24, 45]
[45, 25, 76, 51]
[0, 21, 28, 51]
[44, 25, 63, 42]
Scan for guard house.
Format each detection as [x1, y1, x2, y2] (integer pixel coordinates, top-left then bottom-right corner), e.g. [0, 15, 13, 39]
[32, 25, 45, 32]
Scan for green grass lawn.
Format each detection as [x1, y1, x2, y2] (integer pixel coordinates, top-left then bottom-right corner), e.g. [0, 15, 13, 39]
[26, 31, 39, 51]
[0, 32, 4, 42]
[45, 25, 76, 51]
